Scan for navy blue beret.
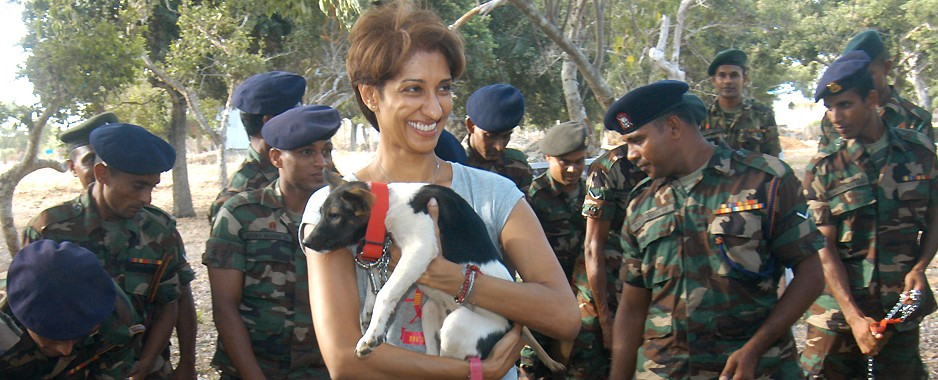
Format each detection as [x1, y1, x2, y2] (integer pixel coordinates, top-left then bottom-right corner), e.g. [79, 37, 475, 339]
[604, 80, 689, 134]
[435, 129, 467, 164]
[90, 123, 176, 175]
[466, 84, 525, 133]
[59, 112, 119, 151]
[262, 105, 341, 150]
[708, 49, 748, 76]
[814, 51, 871, 102]
[8, 240, 116, 340]
[233, 71, 306, 116]
[683, 94, 707, 126]
[844, 30, 885, 60]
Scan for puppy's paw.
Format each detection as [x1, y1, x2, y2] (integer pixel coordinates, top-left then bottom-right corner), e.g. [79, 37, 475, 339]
[354, 335, 386, 357]
[543, 360, 566, 373]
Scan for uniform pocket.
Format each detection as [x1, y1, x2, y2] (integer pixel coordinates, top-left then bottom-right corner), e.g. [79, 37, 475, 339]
[709, 211, 772, 279]
[242, 237, 296, 336]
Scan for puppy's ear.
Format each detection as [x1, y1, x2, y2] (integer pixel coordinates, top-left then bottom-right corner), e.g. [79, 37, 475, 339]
[342, 185, 376, 216]
[324, 169, 347, 188]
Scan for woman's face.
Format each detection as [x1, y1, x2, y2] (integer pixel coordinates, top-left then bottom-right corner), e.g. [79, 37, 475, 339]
[365, 50, 454, 155]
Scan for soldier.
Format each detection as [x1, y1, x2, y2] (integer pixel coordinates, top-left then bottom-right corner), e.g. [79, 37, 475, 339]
[817, 30, 933, 150]
[464, 84, 534, 193]
[204, 105, 341, 379]
[609, 80, 824, 379]
[209, 71, 307, 225]
[23, 123, 192, 380]
[435, 129, 468, 164]
[701, 49, 782, 157]
[58, 112, 119, 188]
[800, 51, 938, 379]
[522, 121, 590, 379]
[0, 239, 142, 379]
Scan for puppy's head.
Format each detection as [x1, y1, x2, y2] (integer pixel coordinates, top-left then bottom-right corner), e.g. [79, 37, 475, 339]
[302, 180, 375, 252]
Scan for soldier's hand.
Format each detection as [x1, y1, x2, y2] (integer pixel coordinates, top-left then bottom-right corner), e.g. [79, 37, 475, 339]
[172, 361, 197, 380]
[128, 358, 156, 380]
[847, 315, 889, 356]
[720, 346, 758, 380]
[903, 269, 927, 295]
[598, 305, 614, 349]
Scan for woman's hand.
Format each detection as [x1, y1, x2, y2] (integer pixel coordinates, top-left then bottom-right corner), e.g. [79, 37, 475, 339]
[416, 198, 463, 294]
[482, 323, 525, 379]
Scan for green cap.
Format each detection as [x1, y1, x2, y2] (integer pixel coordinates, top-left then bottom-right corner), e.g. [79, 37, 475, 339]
[59, 112, 119, 151]
[540, 121, 587, 156]
[843, 30, 886, 61]
[683, 94, 707, 126]
[708, 49, 748, 76]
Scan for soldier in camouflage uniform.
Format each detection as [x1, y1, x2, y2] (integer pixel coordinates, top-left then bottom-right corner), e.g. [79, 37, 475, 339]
[608, 81, 824, 379]
[58, 112, 118, 189]
[702, 49, 782, 157]
[522, 122, 592, 379]
[800, 51, 938, 379]
[0, 240, 143, 379]
[209, 71, 307, 225]
[204, 105, 340, 379]
[463, 84, 534, 193]
[23, 124, 192, 379]
[817, 30, 934, 150]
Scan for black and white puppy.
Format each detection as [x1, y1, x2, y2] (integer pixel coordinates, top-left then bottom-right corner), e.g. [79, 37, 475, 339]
[301, 172, 562, 371]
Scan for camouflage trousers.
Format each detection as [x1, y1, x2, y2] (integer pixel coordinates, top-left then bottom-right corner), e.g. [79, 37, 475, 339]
[520, 257, 615, 380]
[800, 324, 927, 380]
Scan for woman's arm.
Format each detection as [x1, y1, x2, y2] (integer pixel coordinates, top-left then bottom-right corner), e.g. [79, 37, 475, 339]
[305, 245, 524, 379]
[419, 199, 580, 341]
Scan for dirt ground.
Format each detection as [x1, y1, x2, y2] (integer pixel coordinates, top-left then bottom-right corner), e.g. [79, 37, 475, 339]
[1, 140, 937, 378]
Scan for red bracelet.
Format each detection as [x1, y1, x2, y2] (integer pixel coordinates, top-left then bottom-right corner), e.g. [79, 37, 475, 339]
[455, 264, 482, 304]
[468, 356, 483, 380]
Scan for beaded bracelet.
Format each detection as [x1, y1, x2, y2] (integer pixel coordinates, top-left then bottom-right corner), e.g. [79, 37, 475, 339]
[455, 264, 482, 304]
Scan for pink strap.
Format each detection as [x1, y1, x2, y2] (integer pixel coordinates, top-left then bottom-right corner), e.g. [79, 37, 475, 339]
[469, 356, 483, 380]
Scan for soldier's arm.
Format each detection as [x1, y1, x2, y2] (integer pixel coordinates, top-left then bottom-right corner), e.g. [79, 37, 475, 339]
[209, 267, 267, 378]
[906, 178, 938, 294]
[173, 283, 197, 380]
[129, 301, 178, 380]
[610, 283, 649, 379]
[583, 217, 614, 347]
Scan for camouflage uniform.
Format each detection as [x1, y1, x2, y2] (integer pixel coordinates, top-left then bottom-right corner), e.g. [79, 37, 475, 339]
[465, 145, 533, 194]
[0, 280, 143, 379]
[22, 188, 194, 378]
[800, 127, 938, 378]
[209, 146, 280, 225]
[702, 98, 782, 157]
[621, 144, 822, 378]
[817, 87, 934, 150]
[203, 180, 327, 379]
[524, 172, 598, 379]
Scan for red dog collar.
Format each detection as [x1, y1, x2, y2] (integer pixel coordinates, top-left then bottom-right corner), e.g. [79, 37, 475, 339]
[358, 182, 389, 262]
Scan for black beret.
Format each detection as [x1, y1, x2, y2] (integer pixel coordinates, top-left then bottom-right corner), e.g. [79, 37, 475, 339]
[844, 30, 885, 60]
[814, 51, 871, 102]
[540, 121, 587, 156]
[233, 71, 306, 116]
[708, 49, 748, 76]
[435, 129, 467, 164]
[262, 105, 341, 150]
[59, 112, 119, 151]
[604, 80, 689, 134]
[466, 84, 525, 133]
[8, 240, 116, 340]
[683, 94, 707, 126]
[90, 123, 176, 175]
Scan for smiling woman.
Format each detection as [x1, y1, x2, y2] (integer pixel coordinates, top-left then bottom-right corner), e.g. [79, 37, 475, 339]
[300, 1, 580, 379]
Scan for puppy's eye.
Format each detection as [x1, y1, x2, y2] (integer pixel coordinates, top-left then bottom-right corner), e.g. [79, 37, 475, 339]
[326, 212, 341, 221]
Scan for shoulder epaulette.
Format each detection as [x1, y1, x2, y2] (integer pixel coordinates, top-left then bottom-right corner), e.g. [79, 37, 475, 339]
[30, 201, 82, 232]
[731, 149, 791, 178]
[895, 128, 936, 153]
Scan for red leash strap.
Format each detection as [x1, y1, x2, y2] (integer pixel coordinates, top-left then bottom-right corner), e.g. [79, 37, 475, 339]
[359, 182, 390, 262]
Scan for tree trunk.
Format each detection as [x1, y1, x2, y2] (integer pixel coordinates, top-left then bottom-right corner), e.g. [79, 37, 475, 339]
[908, 51, 933, 114]
[0, 104, 63, 255]
[560, 0, 589, 126]
[166, 88, 196, 218]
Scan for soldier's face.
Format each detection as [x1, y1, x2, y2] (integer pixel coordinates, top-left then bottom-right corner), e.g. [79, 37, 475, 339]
[823, 89, 881, 143]
[66, 145, 96, 188]
[868, 59, 892, 100]
[360, 50, 452, 156]
[625, 119, 673, 179]
[711, 65, 747, 100]
[467, 123, 512, 161]
[94, 165, 160, 220]
[547, 150, 586, 188]
[272, 140, 334, 194]
[27, 329, 83, 357]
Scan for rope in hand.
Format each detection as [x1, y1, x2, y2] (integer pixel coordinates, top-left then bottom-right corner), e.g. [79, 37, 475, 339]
[867, 289, 922, 380]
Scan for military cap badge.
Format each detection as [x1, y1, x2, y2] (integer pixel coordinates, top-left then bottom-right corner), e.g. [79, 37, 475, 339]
[826, 82, 842, 94]
[617, 113, 633, 131]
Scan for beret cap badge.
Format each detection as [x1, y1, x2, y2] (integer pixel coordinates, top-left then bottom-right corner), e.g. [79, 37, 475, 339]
[826, 82, 842, 93]
[617, 113, 633, 130]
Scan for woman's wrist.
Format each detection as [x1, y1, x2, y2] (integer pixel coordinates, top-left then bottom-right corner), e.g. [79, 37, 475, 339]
[468, 356, 483, 380]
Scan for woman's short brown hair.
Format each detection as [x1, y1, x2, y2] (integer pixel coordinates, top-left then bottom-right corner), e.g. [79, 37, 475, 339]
[346, 1, 466, 129]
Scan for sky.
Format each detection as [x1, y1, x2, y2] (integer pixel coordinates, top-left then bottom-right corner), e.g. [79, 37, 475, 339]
[0, 1, 36, 106]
